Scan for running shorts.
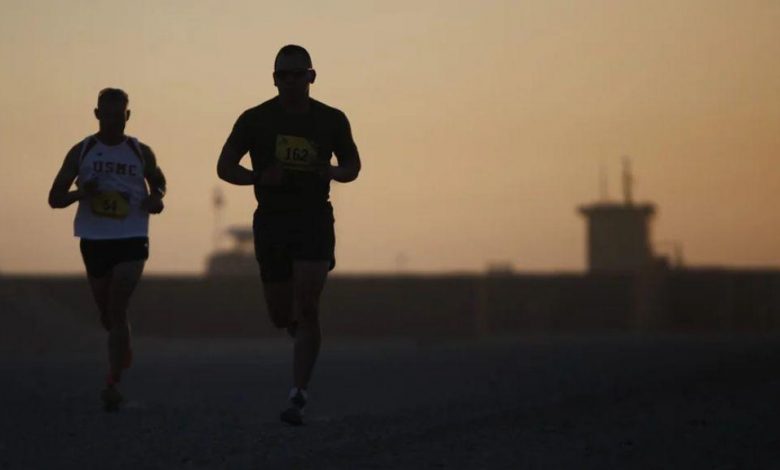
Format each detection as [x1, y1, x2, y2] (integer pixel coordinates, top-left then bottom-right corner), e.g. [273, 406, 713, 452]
[253, 205, 335, 282]
[79, 237, 149, 278]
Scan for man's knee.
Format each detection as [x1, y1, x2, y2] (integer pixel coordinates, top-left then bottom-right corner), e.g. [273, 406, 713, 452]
[294, 280, 325, 321]
[112, 275, 140, 298]
[110, 261, 144, 295]
[109, 321, 130, 340]
[268, 307, 293, 328]
[265, 296, 293, 328]
[297, 313, 320, 338]
[298, 302, 320, 321]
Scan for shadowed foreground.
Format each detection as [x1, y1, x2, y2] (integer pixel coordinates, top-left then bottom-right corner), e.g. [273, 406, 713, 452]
[2, 334, 779, 469]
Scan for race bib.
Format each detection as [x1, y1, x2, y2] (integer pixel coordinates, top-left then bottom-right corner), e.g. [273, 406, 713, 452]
[91, 191, 130, 219]
[275, 135, 319, 171]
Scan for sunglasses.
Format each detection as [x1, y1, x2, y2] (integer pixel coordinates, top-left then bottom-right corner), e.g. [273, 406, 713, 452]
[273, 68, 313, 80]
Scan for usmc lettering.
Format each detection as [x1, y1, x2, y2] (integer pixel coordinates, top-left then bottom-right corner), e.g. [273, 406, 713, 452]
[93, 161, 138, 176]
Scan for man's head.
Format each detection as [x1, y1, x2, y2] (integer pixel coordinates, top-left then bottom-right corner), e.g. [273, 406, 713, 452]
[94, 88, 130, 133]
[273, 45, 315, 98]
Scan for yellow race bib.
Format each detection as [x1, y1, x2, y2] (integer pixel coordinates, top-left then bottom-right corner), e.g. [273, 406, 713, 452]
[91, 191, 130, 219]
[275, 135, 319, 172]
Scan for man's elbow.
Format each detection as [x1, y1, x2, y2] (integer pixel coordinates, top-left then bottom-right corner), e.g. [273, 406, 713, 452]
[48, 193, 64, 209]
[349, 162, 361, 182]
[216, 162, 230, 182]
[47, 188, 61, 208]
[218, 157, 243, 182]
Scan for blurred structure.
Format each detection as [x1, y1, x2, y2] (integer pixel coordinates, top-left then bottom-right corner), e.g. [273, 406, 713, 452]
[212, 186, 224, 252]
[205, 226, 258, 276]
[579, 203, 656, 272]
[207, 186, 258, 276]
[486, 261, 515, 276]
[579, 158, 666, 273]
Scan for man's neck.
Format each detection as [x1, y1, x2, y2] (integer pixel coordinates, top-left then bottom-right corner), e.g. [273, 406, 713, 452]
[278, 94, 310, 114]
[95, 130, 126, 146]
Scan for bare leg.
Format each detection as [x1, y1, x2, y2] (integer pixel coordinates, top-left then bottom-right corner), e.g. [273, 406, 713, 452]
[292, 260, 329, 390]
[262, 282, 295, 329]
[86, 275, 112, 331]
[105, 260, 145, 383]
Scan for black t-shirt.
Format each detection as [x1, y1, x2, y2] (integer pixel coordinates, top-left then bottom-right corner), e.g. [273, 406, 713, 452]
[226, 97, 357, 213]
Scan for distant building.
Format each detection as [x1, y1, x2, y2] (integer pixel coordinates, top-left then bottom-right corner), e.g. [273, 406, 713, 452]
[485, 261, 515, 276]
[579, 202, 656, 273]
[578, 158, 668, 273]
[206, 226, 257, 276]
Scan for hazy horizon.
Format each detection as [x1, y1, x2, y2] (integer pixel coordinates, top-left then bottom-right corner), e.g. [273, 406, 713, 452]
[2, 0, 778, 275]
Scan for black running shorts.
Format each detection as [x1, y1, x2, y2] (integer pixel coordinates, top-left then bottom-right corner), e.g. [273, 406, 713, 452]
[253, 205, 335, 283]
[79, 237, 149, 278]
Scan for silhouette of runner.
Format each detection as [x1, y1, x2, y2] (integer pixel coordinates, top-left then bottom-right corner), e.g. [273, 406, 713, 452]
[48, 88, 166, 411]
[217, 45, 361, 425]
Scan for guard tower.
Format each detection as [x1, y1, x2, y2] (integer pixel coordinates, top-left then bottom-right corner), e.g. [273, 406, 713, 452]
[206, 226, 258, 276]
[579, 158, 656, 273]
[205, 187, 257, 276]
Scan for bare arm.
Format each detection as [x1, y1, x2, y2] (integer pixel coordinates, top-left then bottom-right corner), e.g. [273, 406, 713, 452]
[48, 144, 86, 208]
[141, 144, 167, 196]
[140, 143, 166, 214]
[327, 113, 361, 183]
[217, 143, 255, 186]
[329, 146, 361, 183]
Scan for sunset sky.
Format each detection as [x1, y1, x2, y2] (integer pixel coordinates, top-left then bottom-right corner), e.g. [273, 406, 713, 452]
[1, 0, 778, 274]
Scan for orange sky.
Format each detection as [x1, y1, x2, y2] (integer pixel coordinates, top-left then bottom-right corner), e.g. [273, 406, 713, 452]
[1, 0, 778, 274]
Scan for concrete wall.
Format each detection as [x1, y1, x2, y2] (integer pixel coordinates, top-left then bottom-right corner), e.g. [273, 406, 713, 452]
[2, 270, 779, 338]
[664, 270, 780, 332]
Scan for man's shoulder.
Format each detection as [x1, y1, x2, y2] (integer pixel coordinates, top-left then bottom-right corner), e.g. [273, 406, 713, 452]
[239, 97, 279, 121]
[68, 137, 88, 153]
[127, 136, 156, 158]
[125, 134, 143, 145]
[310, 98, 344, 115]
[310, 99, 348, 123]
[66, 135, 97, 160]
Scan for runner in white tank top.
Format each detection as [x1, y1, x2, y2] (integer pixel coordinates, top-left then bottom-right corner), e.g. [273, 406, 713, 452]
[48, 88, 166, 411]
[74, 135, 151, 239]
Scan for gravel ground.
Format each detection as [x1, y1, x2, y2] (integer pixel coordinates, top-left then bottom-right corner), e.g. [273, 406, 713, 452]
[2, 334, 780, 469]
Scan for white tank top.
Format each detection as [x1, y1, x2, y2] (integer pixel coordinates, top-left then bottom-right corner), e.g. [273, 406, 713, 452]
[74, 135, 150, 239]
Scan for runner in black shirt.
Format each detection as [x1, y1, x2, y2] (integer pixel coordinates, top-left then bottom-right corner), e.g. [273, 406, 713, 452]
[217, 45, 361, 425]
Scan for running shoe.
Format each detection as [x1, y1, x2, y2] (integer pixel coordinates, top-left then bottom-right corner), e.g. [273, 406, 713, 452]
[101, 385, 123, 412]
[280, 388, 307, 425]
